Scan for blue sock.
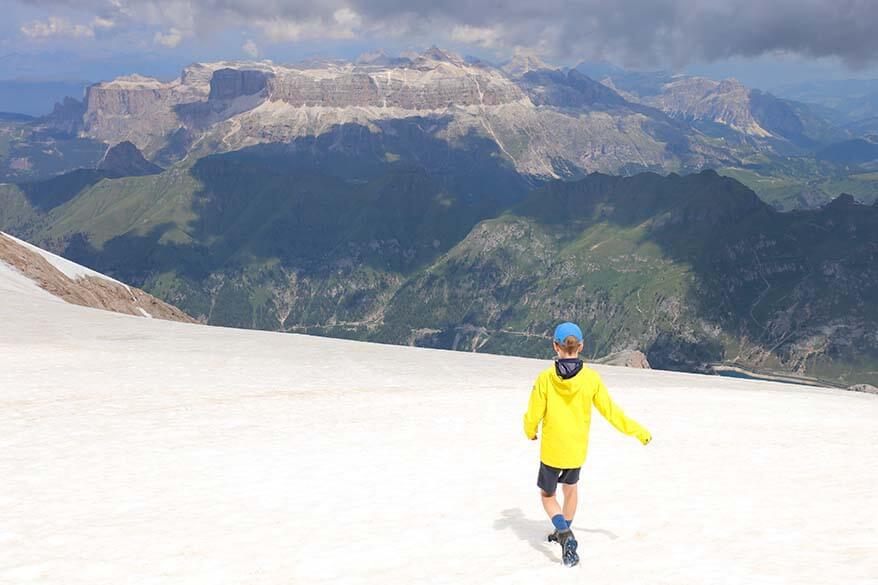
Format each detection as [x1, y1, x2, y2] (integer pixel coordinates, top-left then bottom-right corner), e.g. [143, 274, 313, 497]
[566, 519, 572, 529]
[551, 514, 568, 532]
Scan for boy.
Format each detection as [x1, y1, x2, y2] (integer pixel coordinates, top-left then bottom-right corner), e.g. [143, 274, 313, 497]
[523, 322, 652, 567]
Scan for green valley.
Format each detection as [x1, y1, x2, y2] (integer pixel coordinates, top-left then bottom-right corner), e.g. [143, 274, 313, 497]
[2, 152, 876, 387]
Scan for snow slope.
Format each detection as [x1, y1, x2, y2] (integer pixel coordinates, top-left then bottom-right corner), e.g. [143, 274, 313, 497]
[0, 265, 876, 584]
[0, 260, 61, 301]
[0, 232, 194, 323]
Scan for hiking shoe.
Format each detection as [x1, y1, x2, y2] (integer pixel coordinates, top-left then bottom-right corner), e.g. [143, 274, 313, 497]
[558, 529, 579, 567]
[548, 529, 560, 543]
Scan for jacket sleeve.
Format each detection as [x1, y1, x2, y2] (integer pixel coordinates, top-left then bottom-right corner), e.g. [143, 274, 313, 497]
[592, 376, 651, 444]
[523, 378, 547, 440]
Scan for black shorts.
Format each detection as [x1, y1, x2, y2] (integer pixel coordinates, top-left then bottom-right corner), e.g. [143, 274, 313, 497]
[537, 462, 581, 495]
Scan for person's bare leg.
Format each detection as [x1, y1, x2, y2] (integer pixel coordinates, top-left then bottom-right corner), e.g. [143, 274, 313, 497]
[541, 490, 562, 519]
[561, 483, 578, 525]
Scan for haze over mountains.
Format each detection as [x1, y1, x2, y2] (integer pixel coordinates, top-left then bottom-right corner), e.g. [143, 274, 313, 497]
[774, 78, 878, 133]
[1, 47, 877, 386]
[4, 48, 878, 207]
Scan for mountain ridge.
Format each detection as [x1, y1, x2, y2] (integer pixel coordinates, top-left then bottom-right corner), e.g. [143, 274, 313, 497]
[1, 164, 874, 386]
[0, 231, 194, 322]
[16, 49, 821, 181]
[4, 48, 875, 211]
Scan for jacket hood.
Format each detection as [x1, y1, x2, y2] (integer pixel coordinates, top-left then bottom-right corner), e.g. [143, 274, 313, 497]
[553, 359, 584, 394]
[555, 358, 584, 379]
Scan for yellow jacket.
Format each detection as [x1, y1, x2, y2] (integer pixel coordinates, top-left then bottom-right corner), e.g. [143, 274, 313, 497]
[523, 364, 651, 469]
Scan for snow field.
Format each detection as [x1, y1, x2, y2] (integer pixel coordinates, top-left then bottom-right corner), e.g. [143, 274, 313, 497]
[0, 274, 876, 584]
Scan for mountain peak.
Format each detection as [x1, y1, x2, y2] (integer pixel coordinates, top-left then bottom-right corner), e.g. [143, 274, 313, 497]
[416, 46, 465, 65]
[98, 141, 162, 177]
[356, 49, 389, 64]
[717, 78, 747, 91]
[356, 49, 410, 67]
[501, 50, 556, 78]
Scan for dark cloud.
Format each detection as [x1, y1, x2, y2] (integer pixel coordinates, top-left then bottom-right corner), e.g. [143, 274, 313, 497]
[14, 0, 878, 67]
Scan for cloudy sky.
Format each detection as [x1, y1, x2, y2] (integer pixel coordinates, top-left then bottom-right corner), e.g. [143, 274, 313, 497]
[3, 0, 878, 89]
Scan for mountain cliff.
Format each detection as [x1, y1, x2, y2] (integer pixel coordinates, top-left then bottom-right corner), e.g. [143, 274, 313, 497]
[3, 49, 873, 210]
[5, 49, 733, 180]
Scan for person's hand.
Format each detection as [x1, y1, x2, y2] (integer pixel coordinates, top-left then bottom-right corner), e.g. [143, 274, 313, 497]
[530, 435, 538, 441]
[640, 433, 652, 446]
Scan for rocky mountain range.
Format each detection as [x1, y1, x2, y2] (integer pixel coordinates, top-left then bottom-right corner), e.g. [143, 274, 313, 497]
[573, 62, 878, 209]
[1, 48, 852, 183]
[1, 47, 877, 386]
[1, 150, 875, 386]
[36, 50, 706, 179]
[2, 48, 875, 212]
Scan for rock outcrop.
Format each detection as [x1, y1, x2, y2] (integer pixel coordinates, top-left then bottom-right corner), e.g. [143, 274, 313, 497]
[82, 70, 213, 153]
[0, 232, 194, 323]
[40, 96, 86, 136]
[208, 68, 271, 101]
[265, 65, 522, 109]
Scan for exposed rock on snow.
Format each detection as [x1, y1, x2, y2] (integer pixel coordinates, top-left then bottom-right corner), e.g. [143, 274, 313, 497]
[0, 232, 194, 323]
[849, 383, 878, 394]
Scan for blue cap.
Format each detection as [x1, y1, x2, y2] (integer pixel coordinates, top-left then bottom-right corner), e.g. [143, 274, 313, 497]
[554, 322, 583, 343]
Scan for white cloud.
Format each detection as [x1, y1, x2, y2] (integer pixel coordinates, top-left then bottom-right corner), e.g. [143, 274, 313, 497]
[332, 8, 361, 28]
[242, 39, 259, 58]
[91, 17, 116, 30]
[255, 8, 362, 42]
[21, 17, 96, 40]
[153, 28, 184, 48]
[450, 25, 503, 49]
[14, 0, 878, 68]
